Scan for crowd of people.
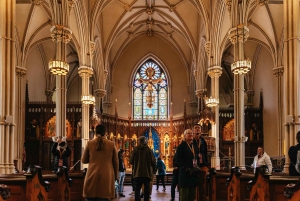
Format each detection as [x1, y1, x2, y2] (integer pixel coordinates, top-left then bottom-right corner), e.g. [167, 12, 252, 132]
[51, 123, 300, 201]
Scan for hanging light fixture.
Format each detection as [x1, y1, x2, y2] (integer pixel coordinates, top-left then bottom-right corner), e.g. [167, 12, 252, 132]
[204, 96, 219, 107]
[49, 24, 72, 76]
[231, 59, 251, 74]
[81, 94, 95, 105]
[49, 60, 69, 75]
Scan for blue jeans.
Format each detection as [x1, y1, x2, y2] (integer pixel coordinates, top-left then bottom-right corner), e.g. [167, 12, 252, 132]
[118, 171, 125, 193]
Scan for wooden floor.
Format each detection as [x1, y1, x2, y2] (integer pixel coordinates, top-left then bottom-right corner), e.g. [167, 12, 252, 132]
[113, 185, 179, 201]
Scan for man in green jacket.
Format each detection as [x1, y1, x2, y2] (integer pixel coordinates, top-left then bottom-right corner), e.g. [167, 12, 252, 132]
[130, 136, 156, 201]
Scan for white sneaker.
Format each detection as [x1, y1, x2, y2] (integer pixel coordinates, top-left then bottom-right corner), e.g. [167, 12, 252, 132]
[129, 191, 135, 195]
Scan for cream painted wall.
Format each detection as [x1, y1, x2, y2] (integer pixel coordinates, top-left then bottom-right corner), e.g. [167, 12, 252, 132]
[253, 47, 278, 157]
[26, 47, 47, 102]
[105, 36, 192, 118]
[67, 77, 82, 102]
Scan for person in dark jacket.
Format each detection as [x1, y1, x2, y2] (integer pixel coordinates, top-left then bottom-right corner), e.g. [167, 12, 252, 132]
[117, 149, 126, 197]
[193, 123, 208, 167]
[155, 157, 166, 191]
[51, 136, 71, 175]
[288, 131, 300, 176]
[171, 151, 180, 201]
[130, 136, 156, 201]
[176, 129, 200, 201]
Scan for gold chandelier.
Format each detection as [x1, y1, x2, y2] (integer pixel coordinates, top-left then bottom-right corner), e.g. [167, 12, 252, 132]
[49, 24, 72, 76]
[231, 59, 251, 74]
[81, 95, 95, 105]
[204, 96, 219, 107]
[49, 60, 69, 75]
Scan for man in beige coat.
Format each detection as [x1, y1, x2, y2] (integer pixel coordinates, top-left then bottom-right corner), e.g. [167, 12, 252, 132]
[82, 124, 118, 201]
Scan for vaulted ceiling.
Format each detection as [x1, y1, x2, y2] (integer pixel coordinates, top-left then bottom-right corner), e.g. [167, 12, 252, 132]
[16, 0, 284, 106]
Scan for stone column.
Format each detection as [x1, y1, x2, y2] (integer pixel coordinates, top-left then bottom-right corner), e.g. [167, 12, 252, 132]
[228, 22, 250, 170]
[272, 66, 284, 157]
[78, 66, 93, 168]
[0, 0, 16, 174]
[50, 24, 72, 138]
[207, 66, 222, 170]
[283, 0, 300, 173]
[15, 66, 27, 171]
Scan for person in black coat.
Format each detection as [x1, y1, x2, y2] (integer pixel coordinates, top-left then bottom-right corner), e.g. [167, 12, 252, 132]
[288, 131, 300, 176]
[171, 151, 180, 201]
[193, 123, 208, 167]
[176, 129, 200, 201]
[51, 136, 71, 175]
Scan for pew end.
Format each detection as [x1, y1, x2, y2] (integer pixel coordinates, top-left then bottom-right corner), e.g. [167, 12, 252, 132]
[284, 177, 300, 201]
[0, 184, 10, 201]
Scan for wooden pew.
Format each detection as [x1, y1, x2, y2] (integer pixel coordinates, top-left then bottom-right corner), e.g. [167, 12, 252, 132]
[247, 166, 271, 201]
[226, 167, 242, 201]
[0, 165, 50, 201]
[284, 178, 300, 201]
[24, 165, 51, 201]
[43, 166, 72, 201]
[209, 168, 254, 201]
[208, 168, 217, 201]
[197, 166, 210, 201]
[0, 184, 10, 201]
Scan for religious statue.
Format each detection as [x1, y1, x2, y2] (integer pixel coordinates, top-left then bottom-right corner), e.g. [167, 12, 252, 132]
[131, 134, 137, 150]
[164, 133, 170, 156]
[148, 127, 154, 151]
[29, 118, 39, 138]
[76, 119, 82, 138]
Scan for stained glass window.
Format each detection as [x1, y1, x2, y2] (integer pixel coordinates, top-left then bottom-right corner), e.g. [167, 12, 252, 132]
[133, 59, 168, 120]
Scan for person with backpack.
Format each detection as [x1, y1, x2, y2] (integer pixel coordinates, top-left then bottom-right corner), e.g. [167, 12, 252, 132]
[288, 131, 300, 176]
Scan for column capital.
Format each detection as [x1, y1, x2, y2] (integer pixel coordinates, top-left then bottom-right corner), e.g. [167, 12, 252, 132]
[78, 66, 93, 77]
[89, 41, 96, 58]
[31, 0, 44, 6]
[256, 0, 268, 6]
[223, 0, 232, 17]
[228, 24, 249, 44]
[272, 66, 284, 77]
[195, 89, 206, 98]
[16, 66, 27, 78]
[45, 89, 54, 99]
[94, 89, 106, 98]
[103, 101, 112, 108]
[189, 101, 198, 108]
[207, 66, 222, 78]
[50, 24, 72, 43]
[204, 41, 210, 57]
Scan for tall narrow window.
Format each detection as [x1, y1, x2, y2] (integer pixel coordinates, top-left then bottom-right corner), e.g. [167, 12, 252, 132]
[133, 59, 168, 120]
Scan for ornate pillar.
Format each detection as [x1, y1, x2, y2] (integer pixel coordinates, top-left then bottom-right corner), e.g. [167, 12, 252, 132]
[207, 66, 222, 170]
[272, 66, 284, 157]
[50, 24, 72, 139]
[283, 0, 300, 173]
[78, 66, 93, 168]
[0, 0, 16, 174]
[228, 2, 251, 169]
[15, 67, 27, 171]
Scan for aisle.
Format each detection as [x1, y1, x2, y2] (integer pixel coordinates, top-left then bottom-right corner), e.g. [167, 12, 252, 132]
[113, 185, 179, 201]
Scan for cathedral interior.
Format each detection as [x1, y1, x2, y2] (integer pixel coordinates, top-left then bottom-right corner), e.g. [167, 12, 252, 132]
[0, 0, 299, 180]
